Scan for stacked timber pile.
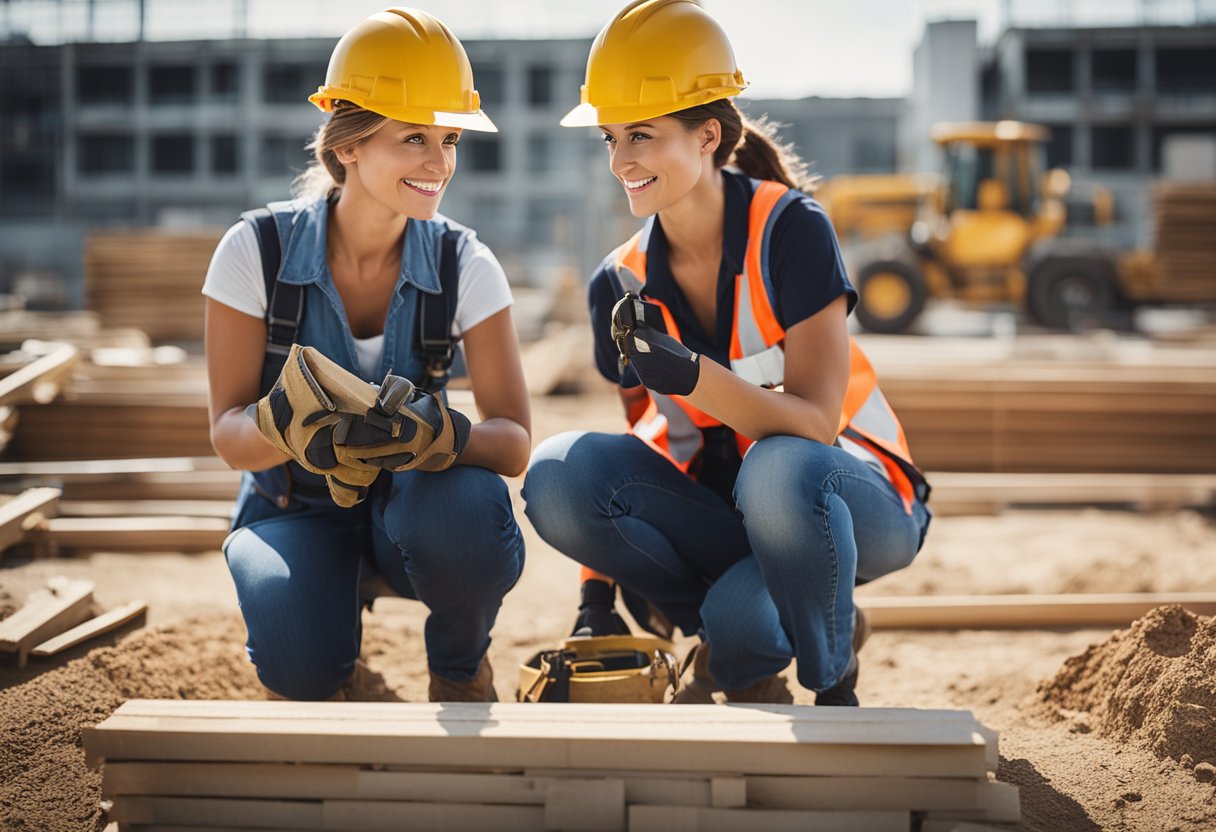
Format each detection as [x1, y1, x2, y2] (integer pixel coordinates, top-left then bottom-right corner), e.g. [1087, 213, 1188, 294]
[85, 229, 223, 342]
[856, 334, 1216, 475]
[1153, 182, 1216, 303]
[86, 701, 1017, 832]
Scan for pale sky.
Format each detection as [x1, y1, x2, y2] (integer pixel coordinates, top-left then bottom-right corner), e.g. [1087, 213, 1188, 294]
[18, 0, 1198, 97]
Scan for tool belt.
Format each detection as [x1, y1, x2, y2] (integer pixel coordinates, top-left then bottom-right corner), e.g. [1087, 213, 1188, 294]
[518, 635, 678, 704]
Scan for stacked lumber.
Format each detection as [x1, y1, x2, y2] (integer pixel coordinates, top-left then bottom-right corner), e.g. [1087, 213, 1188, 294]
[1152, 182, 1216, 303]
[86, 701, 1018, 832]
[877, 364, 1216, 474]
[0, 345, 81, 406]
[85, 229, 223, 342]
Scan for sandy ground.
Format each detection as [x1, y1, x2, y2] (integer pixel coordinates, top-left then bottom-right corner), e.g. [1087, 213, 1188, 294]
[2, 388, 1215, 831]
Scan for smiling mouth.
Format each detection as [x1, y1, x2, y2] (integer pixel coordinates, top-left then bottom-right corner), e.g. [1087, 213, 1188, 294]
[623, 176, 657, 193]
[402, 178, 443, 196]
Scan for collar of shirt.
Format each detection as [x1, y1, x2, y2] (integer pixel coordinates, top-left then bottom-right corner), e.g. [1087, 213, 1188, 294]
[641, 170, 751, 360]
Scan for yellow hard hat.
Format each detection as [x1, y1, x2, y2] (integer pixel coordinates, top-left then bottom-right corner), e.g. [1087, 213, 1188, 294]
[560, 0, 747, 128]
[309, 7, 497, 133]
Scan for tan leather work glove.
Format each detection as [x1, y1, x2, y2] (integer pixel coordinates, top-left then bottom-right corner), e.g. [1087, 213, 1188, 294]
[249, 345, 471, 508]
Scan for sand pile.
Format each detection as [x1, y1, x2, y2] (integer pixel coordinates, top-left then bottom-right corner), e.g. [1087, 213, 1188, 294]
[1039, 604, 1216, 770]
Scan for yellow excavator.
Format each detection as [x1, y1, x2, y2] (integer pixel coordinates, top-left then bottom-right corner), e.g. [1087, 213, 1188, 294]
[818, 120, 1214, 332]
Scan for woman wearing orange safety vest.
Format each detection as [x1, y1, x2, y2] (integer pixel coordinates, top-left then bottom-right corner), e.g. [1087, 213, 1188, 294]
[523, 0, 931, 706]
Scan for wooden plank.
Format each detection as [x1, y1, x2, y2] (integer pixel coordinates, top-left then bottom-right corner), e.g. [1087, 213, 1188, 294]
[746, 774, 981, 811]
[30, 600, 147, 656]
[28, 516, 229, 554]
[544, 778, 626, 832]
[58, 500, 235, 519]
[921, 822, 1014, 832]
[0, 577, 93, 667]
[0, 345, 80, 406]
[85, 701, 992, 779]
[0, 456, 238, 502]
[927, 781, 1021, 825]
[708, 777, 746, 809]
[109, 796, 322, 829]
[0, 487, 60, 552]
[927, 471, 1216, 515]
[627, 805, 910, 832]
[322, 800, 544, 832]
[101, 762, 720, 815]
[858, 592, 1216, 629]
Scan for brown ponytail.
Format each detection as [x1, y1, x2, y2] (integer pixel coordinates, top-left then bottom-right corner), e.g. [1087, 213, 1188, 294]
[292, 103, 389, 201]
[667, 98, 819, 194]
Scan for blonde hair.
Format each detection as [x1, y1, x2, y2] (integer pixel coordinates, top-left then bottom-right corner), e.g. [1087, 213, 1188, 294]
[292, 103, 389, 201]
[667, 98, 819, 193]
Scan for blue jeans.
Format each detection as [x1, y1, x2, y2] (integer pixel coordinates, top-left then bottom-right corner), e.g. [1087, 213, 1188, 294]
[224, 465, 525, 700]
[523, 432, 930, 692]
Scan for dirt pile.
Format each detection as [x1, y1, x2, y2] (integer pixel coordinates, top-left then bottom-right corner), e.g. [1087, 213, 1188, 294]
[1039, 604, 1216, 768]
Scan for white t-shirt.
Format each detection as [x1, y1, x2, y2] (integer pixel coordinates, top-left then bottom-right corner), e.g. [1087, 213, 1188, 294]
[202, 220, 513, 377]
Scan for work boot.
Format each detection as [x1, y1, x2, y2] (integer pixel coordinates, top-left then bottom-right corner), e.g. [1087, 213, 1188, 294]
[428, 657, 498, 703]
[817, 608, 867, 707]
[570, 579, 631, 638]
[670, 641, 793, 705]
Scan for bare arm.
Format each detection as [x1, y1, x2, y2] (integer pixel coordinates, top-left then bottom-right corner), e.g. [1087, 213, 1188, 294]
[457, 307, 532, 477]
[205, 298, 293, 471]
[683, 294, 850, 444]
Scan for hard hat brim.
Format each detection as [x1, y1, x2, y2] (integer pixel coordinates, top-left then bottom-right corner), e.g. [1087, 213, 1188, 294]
[310, 89, 498, 133]
[559, 86, 745, 128]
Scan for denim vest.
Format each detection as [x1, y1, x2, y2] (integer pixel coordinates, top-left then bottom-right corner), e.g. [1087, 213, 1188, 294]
[238, 196, 466, 518]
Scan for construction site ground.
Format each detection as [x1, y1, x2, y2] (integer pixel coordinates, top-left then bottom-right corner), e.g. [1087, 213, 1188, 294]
[3, 364, 1216, 831]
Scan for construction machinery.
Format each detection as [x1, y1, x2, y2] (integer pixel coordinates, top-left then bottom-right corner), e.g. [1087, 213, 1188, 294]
[818, 120, 1216, 333]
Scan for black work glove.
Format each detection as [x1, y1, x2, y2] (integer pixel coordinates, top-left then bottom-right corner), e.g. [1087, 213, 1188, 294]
[611, 292, 701, 397]
[570, 579, 631, 638]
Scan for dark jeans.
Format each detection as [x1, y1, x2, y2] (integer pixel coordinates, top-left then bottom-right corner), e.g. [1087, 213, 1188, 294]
[523, 432, 930, 692]
[224, 465, 525, 700]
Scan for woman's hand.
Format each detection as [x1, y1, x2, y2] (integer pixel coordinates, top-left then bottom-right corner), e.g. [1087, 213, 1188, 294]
[610, 293, 701, 396]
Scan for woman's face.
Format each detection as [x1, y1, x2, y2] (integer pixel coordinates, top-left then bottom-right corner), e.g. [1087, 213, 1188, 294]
[600, 116, 709, 217]
[343, 120, 461, 219]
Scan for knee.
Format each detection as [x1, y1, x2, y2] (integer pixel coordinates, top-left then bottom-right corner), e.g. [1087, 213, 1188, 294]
[254, 650, 352, 701]
[384, 467, 523, 589]
[736, 437, 841, 511]
[523, 431, 618, 544]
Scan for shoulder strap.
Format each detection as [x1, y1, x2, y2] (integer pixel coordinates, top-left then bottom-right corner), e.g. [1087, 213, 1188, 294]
[241, 208, 301, 385]
[417, 227, 463, 393]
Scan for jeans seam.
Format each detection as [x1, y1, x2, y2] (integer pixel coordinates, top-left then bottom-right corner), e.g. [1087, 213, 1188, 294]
[817, 467, 851, 668]
[607, 478, 738, 583]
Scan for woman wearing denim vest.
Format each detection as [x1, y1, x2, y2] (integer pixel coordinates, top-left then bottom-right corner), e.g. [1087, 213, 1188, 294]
[203, 9, 529, 702]
[524, 0, 931, 707]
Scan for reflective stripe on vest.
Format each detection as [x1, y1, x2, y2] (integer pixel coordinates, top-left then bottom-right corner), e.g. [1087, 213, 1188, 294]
[606, 178, 927, 511]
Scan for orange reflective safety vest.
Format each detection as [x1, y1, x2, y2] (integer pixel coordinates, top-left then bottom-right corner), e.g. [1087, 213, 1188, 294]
[607, 179, 929, 513]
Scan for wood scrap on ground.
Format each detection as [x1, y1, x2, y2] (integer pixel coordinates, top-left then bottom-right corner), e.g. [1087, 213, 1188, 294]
[86, 701, 1016, 832]
[30, 599, 147, 657]
[0, 576, 94, 667]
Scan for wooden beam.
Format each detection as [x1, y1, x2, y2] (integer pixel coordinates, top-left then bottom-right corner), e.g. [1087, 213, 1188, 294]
[30, 599, 147, 656]
[0, 457, 239, 502]
[85, 701, 993, 779]
[627, 805, 911, 832]
[0, 576, 93, 666]
[0, 487, 60, 552]
[27, 516, 229, 554]
[926, 471, 1216, 515]
[58, 500, 234, 519]
[746, 774, 980, 812]
[858, 592, 1216, 629]
[0, 345, 80, 406]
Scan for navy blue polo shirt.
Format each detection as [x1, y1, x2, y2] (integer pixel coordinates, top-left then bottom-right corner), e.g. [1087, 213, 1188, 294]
[587, 169, 857, 497]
